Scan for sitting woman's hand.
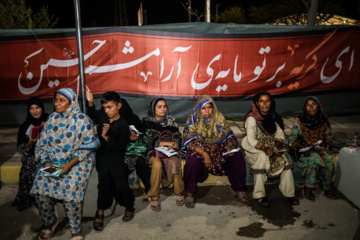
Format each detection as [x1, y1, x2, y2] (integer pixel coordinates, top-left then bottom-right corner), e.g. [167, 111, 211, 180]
[324, 143, 331, 153]
[261, 146, 274, 157]
[26, 136, 38, 148]
[294, 141, 306, 149]
[159, 141, 178, 150]
[275, 141, 284, 150]
[203, 152, 212, 169]
[225, 146, 235, 157]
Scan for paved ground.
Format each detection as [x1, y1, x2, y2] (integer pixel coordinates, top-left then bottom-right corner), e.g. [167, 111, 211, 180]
[0, 114, 359, 240]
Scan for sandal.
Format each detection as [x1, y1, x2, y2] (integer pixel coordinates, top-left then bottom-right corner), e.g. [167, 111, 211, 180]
[303, 187, 315, 201]
[122, 210, 135, 222]
[256, 197, 270, 207]
[185, 196, 195, 209]
[71, 232, 83, 240]
[38, 218, 58, 240]
[237, 191, 249, 203]
[71, 237, 83, 240]
[150, 201, 161, 212]
[287, 196, 299, 205]
[93, 210, 104, 231]
[142, 194, 150, 205]
[324, 190, 335, 199]
[176, 195, 185, 206]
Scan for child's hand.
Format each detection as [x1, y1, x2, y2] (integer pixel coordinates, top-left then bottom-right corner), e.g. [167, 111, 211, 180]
[130, 131, 138, 141]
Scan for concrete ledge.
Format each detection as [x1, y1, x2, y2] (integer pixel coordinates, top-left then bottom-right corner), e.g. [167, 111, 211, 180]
[1, 153, 339, 185]
[0, 156, 21, 183]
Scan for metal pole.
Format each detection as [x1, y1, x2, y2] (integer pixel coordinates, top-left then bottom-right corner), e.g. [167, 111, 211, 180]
[188, 0, 191, 22]
[307, 0, 318, 25]
[205, 0, 210, 22]
[74, 0, 87, 114]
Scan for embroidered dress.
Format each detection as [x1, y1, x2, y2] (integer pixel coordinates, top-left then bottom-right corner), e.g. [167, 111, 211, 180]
[241, 92, 295, 199]
[289, 96, 334, 190]
[30, 88, 100, 202]
[182, 95, 247, 193]
[241, 92, 293, 177]
[242, 117, 293, 177]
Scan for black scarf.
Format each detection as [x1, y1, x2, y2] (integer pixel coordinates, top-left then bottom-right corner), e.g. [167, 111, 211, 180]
[245, 92, 284, 135]
[17, 97, 49, 147]
[119, 98, 144, 133]
[298, 96, 330, 130]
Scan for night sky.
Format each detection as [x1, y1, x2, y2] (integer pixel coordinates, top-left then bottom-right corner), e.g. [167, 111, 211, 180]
[28, 0, 359, 28]
[26, 0, 275, 27]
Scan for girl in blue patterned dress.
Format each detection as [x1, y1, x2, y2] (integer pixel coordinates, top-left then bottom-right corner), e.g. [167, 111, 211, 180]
[30, 88, 100, 240]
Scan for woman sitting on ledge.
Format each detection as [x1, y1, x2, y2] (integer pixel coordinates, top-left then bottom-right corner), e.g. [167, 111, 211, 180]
[289, 96, 335, 201]
[141, 98, 185, 212]
[182, 95, 248, 208]
[241, 92, 298, 207]
[12, 97, 48, 211]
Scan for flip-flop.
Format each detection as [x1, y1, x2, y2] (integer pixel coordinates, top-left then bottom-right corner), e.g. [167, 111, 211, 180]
[324, 190, 335, 199]
[38, 218, 58, 240]
[150, 201, 161, 212]
[257, 197, 270, 207]
[142, 194, 150, 205]
[71, 234, 83, 240]
[185, 197, 195, 208]
[303, 188, 315, 201]
[237, 191, 249, 203]
[176, 195, 185, 206]
[287, 196, 300, 205]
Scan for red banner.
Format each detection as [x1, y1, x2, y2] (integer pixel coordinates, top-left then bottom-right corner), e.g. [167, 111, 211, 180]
[0, 26, 359, 101]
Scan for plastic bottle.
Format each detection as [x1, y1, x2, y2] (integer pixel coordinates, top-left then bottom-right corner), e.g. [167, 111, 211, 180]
[350, 132, 359, 150]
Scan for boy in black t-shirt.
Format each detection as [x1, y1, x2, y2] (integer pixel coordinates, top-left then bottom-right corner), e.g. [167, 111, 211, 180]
[86, 89, 134, 231]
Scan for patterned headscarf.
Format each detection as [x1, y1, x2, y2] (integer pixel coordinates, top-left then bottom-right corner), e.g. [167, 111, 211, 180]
[35, 88, 100, 166]
[143, 98, 178, 129]
[299, 96, 330, 130]
[182, 95, 234, 149]
[244, 92, 284, 135]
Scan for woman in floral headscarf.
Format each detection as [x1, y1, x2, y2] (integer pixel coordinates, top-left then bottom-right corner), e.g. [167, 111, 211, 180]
[30, 88, 100, 240]
[182, 95, 248, 208]
[241, 92, 298, 207]
[289, 96, 334, 201]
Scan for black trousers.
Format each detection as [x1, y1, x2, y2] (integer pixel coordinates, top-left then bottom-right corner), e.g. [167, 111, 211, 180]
[135, 156, 151, 193]
[96, 153, 135, 212]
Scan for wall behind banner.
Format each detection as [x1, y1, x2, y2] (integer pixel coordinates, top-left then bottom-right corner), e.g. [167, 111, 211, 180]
[1, 23, 360, 126]
[1, 91, 359, 127]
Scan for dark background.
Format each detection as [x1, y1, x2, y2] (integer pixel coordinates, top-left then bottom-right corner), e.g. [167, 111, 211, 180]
[28, 0, 360, 28]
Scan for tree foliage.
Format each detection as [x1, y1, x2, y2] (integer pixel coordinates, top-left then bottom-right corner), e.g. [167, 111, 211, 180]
[0, 0, 58, 29]
[248, 0, 345, 25]
[214, 6, 246, 24]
